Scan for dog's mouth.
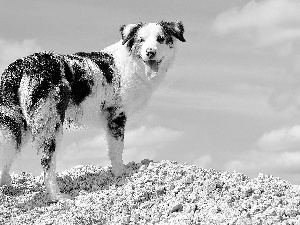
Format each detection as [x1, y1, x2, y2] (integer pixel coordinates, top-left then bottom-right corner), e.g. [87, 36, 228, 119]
[144, 58, 163, 72]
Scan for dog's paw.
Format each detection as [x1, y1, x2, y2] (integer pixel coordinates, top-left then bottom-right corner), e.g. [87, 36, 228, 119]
[111, 164, 125, 177]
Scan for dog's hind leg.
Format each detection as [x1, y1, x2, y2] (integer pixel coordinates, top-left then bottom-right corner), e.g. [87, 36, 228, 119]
[0, 107, 25, 186]
[39, 131, 67, 202]
[34, 112, 70, 201]
[26, 91, 70, 202]
[105, 107, 127, 176]
[0, 127, 18, 186]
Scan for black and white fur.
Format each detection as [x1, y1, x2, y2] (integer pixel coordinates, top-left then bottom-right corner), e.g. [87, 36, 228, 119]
[0, 21, 185, 201]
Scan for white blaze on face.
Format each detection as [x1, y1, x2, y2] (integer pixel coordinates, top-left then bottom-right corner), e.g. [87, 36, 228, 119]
[138, 23, 161, 61]
[136, 23, 175, 72]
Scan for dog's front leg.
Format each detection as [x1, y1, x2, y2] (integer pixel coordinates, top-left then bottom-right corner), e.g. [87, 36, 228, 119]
[105, 107, 127, 176]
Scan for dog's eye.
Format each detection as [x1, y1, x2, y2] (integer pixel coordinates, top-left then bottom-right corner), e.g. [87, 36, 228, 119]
[166, 36, 174, 47]
[157, 36, 165, 44]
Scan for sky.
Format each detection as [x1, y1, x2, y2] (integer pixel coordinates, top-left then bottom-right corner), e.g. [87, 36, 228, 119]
[2, 0, 300, 184]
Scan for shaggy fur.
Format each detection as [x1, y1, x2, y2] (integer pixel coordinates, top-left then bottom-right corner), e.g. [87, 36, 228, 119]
[0, 21, 185, 201]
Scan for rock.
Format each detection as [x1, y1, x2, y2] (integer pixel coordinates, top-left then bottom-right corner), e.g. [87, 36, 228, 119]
[170, 203, 183, 213]
[1, 160, 300, 224]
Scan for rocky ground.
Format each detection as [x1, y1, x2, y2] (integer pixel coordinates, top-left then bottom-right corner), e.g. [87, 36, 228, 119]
[1, 159, 300, 224]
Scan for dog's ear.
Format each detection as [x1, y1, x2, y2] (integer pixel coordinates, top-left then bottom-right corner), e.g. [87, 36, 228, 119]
[160, 20, 186, 42]
[120, 23, 143, 45]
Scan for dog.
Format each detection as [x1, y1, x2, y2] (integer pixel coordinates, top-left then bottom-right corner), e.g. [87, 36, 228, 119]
[0, 21, 185, 201]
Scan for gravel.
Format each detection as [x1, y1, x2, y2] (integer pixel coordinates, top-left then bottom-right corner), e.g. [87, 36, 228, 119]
[1, 159, 300, 224]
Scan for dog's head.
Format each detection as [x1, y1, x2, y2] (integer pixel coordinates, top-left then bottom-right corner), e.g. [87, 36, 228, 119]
[120, 21, 186, 72]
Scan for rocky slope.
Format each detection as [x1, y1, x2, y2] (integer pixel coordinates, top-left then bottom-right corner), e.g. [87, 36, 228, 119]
[1, 160, 300, 224]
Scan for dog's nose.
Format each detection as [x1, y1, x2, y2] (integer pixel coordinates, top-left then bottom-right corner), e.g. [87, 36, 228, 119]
[146, 48, 156, 59]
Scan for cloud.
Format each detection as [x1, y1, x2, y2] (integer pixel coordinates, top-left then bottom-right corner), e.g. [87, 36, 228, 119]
[213, 0, 300, 112]
[212, 0, 300, 47]
[257, 125, 300, 151]
[0, 39, 42, 72]
[225, 150, 300, 182]
[193, 155, 212, 169]
[57, 132, 108, 172]
[57, 126, 184, 172]
[125, 126, 183, 149]
[123, 126, 183, 164]
[225, 124, 300, 184]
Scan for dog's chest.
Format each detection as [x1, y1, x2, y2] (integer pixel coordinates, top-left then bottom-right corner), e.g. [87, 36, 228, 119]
[118, 63, 161, 117]
[103, 43, 164, 116]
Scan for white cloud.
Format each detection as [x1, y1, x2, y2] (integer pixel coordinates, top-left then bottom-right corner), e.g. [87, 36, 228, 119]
[125, 126, 183, 148]
[225, 124, 300, 184]
[123, 126, 183, 164]
[225, 150, 300, 182]
[193, 155, 212, 169]
[257, 125, 300, 151]
[213, 0, 300, 112]
[213, 0, 300, 47]
[57, 132, 108, 172]
[0, 39, 42, 72]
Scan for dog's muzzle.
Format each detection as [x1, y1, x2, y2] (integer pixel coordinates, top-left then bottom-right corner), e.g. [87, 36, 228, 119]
[143, 48, 163, 72]
[144, 58, 163, 72]
[146, 48, 156, 59]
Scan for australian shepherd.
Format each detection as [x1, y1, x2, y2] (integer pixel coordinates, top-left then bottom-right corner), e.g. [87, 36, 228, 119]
[0, 21, 185, 201]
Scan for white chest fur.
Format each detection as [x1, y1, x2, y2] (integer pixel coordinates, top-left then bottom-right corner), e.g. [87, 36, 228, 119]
[103, 42, 169, 117]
